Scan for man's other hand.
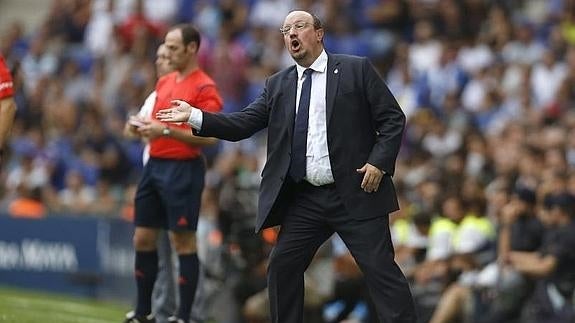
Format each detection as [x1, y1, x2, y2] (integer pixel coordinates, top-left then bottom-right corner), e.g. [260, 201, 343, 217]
[357, 163, 385, 193]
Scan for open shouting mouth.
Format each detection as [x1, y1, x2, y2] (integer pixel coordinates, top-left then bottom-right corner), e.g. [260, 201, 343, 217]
[290, 39, 301, 52]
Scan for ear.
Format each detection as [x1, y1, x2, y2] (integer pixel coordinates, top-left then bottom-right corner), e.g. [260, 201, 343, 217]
[316, 28, 324, 43]
[187, 41, 198, 53]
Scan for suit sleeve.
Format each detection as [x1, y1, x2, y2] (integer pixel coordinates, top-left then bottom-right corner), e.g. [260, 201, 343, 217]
[363, 57, 405, 176]
[197, 81, 269, 142]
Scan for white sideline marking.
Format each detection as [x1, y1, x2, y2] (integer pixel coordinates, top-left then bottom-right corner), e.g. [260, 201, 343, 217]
[1, 295, 120, 322]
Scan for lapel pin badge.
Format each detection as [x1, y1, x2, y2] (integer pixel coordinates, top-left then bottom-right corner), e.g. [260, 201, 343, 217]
[334, 69, 338, 74]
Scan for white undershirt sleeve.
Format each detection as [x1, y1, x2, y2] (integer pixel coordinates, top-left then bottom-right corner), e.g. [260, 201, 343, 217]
[187, 108, 203, 131]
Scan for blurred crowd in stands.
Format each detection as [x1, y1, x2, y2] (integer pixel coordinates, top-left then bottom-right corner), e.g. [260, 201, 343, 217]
[1, 0, 575, 322]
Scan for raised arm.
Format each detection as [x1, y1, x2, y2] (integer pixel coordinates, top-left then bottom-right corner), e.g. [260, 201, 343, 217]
[158, 87, 270, 142]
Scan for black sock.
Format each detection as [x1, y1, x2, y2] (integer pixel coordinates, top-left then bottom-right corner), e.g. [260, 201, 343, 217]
[135, 250, 158, 316]
[177, 253, 199, 322]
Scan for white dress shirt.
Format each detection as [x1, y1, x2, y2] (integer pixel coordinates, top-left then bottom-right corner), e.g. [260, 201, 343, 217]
[188, 50, 334, 186]
[295, 50, 334, 185]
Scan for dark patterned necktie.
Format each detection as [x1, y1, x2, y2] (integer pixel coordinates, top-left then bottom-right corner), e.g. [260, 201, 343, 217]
[289, 68, 313, 183]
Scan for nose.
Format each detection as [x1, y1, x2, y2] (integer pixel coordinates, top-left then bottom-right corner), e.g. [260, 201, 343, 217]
[288, 27, 298, 36]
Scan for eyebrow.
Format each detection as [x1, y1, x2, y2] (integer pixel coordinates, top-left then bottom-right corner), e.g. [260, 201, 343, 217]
[282, 20, 311, 26]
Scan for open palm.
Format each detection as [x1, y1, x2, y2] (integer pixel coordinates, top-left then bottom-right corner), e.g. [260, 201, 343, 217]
[156, 100, 193, 122]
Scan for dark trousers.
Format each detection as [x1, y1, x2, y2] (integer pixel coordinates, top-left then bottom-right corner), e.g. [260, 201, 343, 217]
[267, 181, 416, 323]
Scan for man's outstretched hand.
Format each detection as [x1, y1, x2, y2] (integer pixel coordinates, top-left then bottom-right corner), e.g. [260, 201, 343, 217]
[156, 100, 194, 122]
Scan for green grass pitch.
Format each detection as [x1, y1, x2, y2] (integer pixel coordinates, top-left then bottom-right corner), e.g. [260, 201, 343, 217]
[0, 285, 129, 323]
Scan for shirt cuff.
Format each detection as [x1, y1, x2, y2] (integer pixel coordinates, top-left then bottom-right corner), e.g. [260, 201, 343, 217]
[187, 108, 203, 131]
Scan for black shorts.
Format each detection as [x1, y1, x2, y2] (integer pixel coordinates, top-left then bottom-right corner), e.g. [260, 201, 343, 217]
[134, 157, 205, 231]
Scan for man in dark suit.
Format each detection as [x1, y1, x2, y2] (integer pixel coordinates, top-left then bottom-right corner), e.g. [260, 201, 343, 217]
[158, 10, 416, 323]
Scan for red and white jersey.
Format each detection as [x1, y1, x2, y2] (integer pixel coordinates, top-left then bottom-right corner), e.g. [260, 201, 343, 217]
[0, 55, 14, 99]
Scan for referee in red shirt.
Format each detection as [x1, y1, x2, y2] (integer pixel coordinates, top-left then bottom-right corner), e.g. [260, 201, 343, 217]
[0, 55, 16, 167]
[124, 24, 223, 323]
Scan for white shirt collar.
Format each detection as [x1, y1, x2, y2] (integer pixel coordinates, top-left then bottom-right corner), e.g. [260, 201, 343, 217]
[296, 50, 327, 80]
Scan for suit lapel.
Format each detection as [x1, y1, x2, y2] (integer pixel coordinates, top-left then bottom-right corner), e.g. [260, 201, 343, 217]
[283, 68, 298, 139]
[326, 55, 340, 126]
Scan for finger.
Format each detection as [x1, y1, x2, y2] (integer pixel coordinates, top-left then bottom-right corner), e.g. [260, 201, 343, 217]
[364, 173, 376, 192]
[373, 177, 381, 192]
[363, 174, 371, 192]
[361, 173, 368, 190]
[361, 167, 375, 191]
[369, 170, 382, 182]
[367, 175, 376, 193]
[156, 111, 175, 121]
[156, 116, 172, 122]
[155, 112, 168, 118]
[367, 171, 381, 192]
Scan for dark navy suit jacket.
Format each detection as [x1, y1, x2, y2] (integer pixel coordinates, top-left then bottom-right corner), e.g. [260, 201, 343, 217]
[197, 53, 405, 232]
